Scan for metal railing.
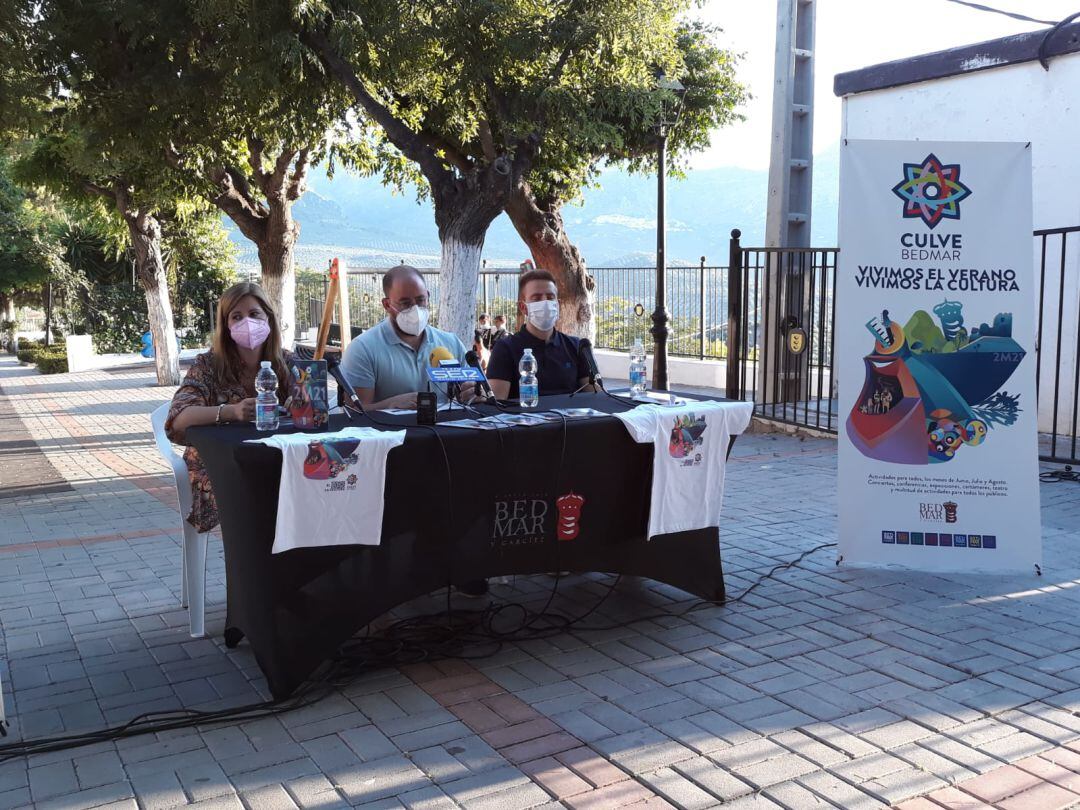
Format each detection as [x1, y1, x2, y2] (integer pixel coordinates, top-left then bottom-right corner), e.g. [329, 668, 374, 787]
[726, 236, 838, 433]
[289, 224, 1079, 464]
[1036, 226, 1080, 464]
[294, 263, 736, 360]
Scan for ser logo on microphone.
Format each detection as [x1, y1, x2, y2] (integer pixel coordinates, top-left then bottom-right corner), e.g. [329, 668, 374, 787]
[427, 366, 484, 383]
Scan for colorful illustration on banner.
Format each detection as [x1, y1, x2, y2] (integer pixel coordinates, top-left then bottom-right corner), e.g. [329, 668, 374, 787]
[556, 492, 586, 541]
[892, 153, 972, 229]
[847, 300, 1024, 465]
[669, 413, 707, 464]
[303, 439, 360, 481]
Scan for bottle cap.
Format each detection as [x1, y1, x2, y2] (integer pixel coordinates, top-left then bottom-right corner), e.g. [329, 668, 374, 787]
[260, 360, 271, 368]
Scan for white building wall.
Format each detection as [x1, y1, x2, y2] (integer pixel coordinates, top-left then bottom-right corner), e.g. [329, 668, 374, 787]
[841, 53, 1080, 437]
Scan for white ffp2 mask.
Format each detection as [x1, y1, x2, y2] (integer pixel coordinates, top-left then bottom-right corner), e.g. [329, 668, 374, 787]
[526, 300, 559, 331]
[393, 305, 429, 336]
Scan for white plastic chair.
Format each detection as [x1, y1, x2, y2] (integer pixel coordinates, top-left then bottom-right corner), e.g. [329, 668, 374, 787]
[150, 402, 207, 638]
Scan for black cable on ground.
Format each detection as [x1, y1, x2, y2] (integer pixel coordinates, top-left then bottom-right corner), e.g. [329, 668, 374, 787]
[0, 540, 836, 762]
[1041, 465, 1080, 483]
[1, 393, 835, 762]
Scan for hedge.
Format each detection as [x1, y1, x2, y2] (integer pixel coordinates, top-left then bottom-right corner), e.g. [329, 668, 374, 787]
[36, 352, 69, 374]
[15, 339, 68, 371]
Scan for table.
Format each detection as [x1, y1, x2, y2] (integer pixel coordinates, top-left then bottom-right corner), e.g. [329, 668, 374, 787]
[189, 392, 740, 698]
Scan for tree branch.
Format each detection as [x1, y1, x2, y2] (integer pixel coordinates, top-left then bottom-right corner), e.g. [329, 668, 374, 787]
[246, 137, 269, 186]
[511, 133, 540, 180]
[268, 146, 298, 198]
[287, 147, 312, 202]
[550, 41, 574, 86]
[81, 181, 115, 202]
[300, 26, 454, 188]
[418, 130, 473, 173]
[113, 182, 135, 220]
[478, 118, 497, 163]
[164, 142, 183, 171]
[209, 168, 267, 243]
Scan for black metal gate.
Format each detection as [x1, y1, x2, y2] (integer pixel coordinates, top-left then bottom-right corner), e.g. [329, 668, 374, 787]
[1036, 226, 1080, 464]
[729, 226, 1080, 465]
[725, 231, 838, 433]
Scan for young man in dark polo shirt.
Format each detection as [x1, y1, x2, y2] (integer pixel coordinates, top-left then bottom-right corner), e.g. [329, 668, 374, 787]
[487, 269, 595, 400]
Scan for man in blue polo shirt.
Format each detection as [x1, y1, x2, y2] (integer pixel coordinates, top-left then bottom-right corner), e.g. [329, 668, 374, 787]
[341, 264, 469, 410]
[487, 269, 594, 400]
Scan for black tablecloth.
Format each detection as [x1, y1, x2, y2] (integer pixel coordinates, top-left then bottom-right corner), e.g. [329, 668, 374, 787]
[189, 391, 734, 698]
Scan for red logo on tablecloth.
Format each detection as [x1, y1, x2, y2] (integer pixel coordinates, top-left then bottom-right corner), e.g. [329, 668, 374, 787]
[556, 492, 586, 541]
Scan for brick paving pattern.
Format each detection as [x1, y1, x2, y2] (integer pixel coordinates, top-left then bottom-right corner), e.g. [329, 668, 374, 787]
[0, 354, 1079, 809]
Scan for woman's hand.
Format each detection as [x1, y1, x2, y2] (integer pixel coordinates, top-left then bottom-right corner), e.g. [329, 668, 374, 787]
[227, 398, 257, 422]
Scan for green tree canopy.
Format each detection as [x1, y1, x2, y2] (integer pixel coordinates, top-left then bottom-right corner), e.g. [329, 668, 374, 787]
[151, 0, 380, 337]
[0, 152, 62, 310]
[13, 0, 222, 384]
[506, 19, 747, 336]
[299, 0, 745, 343]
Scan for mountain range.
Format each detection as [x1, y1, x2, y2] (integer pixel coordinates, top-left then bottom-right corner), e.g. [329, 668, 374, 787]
[227, 143, 840, 271]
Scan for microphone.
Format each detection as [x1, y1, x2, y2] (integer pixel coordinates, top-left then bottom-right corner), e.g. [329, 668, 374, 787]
[465, 350, 495, 401]
[429, 346, 456, 367]
[429, 346, 459, 400]
[578, 338, 602, 390]
[325, 355, 363, 419]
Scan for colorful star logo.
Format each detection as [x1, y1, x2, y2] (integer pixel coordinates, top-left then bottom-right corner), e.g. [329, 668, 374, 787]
[892, 153, 972, 229]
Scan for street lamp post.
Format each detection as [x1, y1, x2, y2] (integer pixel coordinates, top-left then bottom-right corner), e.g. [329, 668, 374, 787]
[650, 73, 686, 391]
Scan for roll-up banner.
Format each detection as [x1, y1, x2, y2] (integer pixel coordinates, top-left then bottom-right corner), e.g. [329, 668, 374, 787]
[837, 140, 1040, 572]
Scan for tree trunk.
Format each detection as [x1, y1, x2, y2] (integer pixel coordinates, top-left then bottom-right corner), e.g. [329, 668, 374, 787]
[126, 215, 180, 386]
[256, 206, 298, 343]
[432, 168, 509, 345]
[438, 236, 484, 344]
[44, 282, 53, 347]
[505, 184, 595, 340]
[0, 293, 13, 323]
[209, 151, 304, 345]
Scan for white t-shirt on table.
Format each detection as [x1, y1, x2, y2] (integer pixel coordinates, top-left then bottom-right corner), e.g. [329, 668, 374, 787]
[250, 427, 406, 554]
[613, 400, 753, 540]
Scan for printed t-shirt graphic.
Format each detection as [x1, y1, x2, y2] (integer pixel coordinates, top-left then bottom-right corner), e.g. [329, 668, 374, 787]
[613, 400, 753, 540]
[251, 427, 406, 553]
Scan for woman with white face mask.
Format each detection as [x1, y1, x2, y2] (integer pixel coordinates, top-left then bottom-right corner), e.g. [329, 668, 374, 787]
[485, 269, 597, 401]
[165, 282, 294, 532]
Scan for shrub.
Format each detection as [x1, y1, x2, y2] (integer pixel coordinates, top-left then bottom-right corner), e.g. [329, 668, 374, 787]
[15, 338, 67, 366]
[35, 351, 69, 374]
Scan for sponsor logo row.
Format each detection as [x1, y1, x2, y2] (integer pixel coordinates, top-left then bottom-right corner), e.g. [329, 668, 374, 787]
[882, 531, 996, 549]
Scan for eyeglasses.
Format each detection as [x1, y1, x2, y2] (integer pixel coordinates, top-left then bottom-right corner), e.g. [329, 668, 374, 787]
[392, 296, 429, 309]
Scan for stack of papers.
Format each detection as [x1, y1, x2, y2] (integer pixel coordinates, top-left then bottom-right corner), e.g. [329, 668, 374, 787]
[440, 408, 607, 430]
[615, 390, 687, 407]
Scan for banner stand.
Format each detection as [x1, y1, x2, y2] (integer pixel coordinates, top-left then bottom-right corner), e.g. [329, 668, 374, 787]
[837, 140, 1041, 574]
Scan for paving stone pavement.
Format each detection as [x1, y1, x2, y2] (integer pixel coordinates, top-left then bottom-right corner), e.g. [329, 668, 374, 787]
[1, 353, 1079, 810]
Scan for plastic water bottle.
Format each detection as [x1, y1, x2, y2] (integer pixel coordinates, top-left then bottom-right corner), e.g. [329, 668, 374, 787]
[519, 348, 539, 408]
[629, 339, 647, 396]
[255, 360, 279, 431]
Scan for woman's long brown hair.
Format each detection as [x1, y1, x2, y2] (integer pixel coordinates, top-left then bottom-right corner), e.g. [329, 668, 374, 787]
[211, 282, 289, 397]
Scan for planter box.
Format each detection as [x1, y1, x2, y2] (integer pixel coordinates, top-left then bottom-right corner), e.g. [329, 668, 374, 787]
[65, 334, 96, 373]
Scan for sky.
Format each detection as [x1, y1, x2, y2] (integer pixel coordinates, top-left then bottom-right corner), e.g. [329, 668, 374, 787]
[693, 0, 1079, 170]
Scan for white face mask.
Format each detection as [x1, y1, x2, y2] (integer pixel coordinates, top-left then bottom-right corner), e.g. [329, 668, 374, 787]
[393, 304, 429, 336]
[526, 300, 559, 332]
